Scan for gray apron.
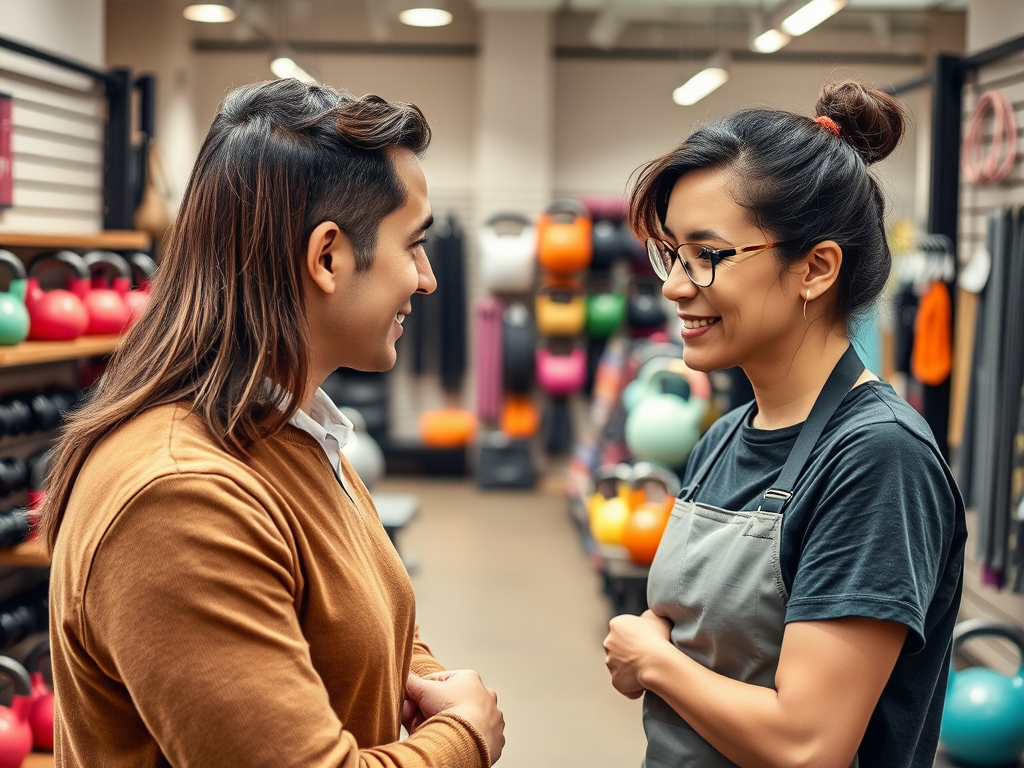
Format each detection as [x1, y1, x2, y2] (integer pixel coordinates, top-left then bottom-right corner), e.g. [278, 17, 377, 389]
[642, 346, 864, 768]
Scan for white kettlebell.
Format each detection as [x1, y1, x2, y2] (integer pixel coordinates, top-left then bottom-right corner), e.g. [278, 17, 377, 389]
[340, 407, 385, 490]
[479, 213, 536, 293]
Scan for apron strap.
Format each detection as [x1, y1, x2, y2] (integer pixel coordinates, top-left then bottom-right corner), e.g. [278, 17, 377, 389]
[759, 344, 865, 513]
[681, 400, 757, 502]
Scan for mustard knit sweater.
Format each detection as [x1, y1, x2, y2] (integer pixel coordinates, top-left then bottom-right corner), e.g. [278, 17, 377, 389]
[49, 404, 488, 768]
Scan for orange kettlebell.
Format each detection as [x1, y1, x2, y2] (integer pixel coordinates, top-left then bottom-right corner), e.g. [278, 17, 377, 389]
[537, 199, 592, 275]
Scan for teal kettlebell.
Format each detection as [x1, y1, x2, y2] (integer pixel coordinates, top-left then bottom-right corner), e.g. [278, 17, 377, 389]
[0, 251, 29, 346]
[624, 368, 707, 467]
[585, 291, 626, 339]
[940, 619, 1024, 766]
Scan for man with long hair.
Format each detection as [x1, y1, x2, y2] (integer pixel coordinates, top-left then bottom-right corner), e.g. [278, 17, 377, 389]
[41, 79, 504, 767]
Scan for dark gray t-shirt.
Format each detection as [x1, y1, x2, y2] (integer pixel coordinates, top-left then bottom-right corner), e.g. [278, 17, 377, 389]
[683, 381, 967, 768]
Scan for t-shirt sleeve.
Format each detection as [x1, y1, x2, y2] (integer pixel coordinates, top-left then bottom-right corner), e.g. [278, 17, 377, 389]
[784, 421, 958, 653]
[82, 473, 487, 768]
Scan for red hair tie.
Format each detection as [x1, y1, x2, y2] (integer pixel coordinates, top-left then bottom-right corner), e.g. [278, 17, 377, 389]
[815, 115, 842, 138]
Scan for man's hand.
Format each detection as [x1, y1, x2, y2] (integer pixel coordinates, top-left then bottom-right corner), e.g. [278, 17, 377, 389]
[603, 610, 672, 699]
[406, 670, 505, 764]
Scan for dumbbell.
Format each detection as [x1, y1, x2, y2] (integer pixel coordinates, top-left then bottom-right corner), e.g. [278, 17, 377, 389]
[28, 393, 59, 432]
[0, 507, 32, 551]
[0, 459, 28, 496]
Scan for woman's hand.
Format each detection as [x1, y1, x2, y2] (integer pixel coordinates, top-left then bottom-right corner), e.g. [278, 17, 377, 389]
[603, 610, 672, 699]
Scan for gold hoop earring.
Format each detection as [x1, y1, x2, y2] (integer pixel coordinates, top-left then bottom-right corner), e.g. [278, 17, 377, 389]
[803, 290, 810, 321]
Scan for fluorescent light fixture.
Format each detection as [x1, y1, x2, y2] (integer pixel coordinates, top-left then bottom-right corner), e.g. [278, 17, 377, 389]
[270, 49, 317, 84]
[781, 0, 849, 37]
[183, 3, 236, 22]
[673, 52, 730, 107]
[752, 27, 791, 53]
[399, 7, 453, 27]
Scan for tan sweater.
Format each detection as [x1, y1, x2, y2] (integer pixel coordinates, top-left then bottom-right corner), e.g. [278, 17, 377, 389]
[49, 404, 488, 768]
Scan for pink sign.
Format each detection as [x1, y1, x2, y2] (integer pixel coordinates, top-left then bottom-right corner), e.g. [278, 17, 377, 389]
[0, 94, 10, 209]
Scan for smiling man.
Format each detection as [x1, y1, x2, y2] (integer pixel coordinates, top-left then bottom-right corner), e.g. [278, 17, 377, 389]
[40, 79, 504, 768]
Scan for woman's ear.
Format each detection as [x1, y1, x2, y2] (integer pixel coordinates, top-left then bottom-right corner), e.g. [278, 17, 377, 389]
[306, 221, 355, 295]
[799, 239, 843, 303]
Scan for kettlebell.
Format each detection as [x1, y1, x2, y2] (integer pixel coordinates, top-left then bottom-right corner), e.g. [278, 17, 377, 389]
[25, 251, 90, 341]
[479, 213, 536, 294]
[589, 466, 634, 546]
[125, 251, 157, 323]
[625, 368, 707, 467]
[500, 395, 539, 439]
[940, 619, 1024, 766]
[502, 303, 535, 395]
[591, 219, 624, 271]
[0, 656, 33, 768]
[627, 278, 667, 332]
[585, 290, 626, 339]
[0, 252, 28, 347]
[623, 357, 712, 413]
[535, 341, 587, 397]
[82, 251, 133, 335]
[535, 277, 586, 338]
[338, 407, 385, 491]
[537, 199, 592, 275]
[23, 640, 52, 751]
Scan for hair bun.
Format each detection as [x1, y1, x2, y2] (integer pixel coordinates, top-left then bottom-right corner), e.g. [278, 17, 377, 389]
[815, 80, 905, 165]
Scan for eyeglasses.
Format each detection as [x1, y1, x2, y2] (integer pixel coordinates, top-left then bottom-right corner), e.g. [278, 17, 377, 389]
[646, 238, 785, 287]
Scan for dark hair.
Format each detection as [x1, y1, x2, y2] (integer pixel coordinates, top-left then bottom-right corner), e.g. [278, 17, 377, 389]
[628, 79, 905, 328]
[40, 79, 431, 554]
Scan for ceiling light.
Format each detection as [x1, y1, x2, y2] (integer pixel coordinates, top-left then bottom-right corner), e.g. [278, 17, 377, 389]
[752, 27, 791, 53]
[183, 3, 237, 23]
[399, 7, 453, 28]
[780, 0, 849, 37]
[673, 52, 730, 107]
[270, 49, 317, 84]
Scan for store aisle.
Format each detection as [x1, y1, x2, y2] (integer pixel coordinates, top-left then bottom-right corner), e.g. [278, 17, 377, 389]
[379, 477, 647, 768]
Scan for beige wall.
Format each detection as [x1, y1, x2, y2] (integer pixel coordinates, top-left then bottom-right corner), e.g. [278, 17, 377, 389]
[967, 0, 1024, 52]
[0, 0, 105, 65]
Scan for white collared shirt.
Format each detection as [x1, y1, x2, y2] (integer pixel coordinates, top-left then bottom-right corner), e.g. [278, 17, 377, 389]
[287, 388, 353, 482]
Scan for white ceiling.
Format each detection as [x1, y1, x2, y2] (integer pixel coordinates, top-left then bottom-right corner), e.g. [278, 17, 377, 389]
[472, 0, 966, 9]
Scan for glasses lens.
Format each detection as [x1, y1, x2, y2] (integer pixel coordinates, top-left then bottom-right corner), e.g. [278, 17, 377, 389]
[646, 239, 670, 280]
[678, 244, 714, 287]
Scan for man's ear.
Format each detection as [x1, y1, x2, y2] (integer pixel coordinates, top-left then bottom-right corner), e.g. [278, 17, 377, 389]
[306, 221, 355, 295]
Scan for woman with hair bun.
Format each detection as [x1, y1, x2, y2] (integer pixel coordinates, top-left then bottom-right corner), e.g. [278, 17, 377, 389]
[603, 81, 966, 768]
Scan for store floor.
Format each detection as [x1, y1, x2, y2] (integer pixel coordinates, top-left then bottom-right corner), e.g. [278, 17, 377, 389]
[381, 477, 982, 768]
[380, 476, 648, 767]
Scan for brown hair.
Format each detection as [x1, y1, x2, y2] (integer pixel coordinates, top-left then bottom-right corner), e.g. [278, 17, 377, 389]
[39, 79, 430, 554]
[628, 78, 904, 328]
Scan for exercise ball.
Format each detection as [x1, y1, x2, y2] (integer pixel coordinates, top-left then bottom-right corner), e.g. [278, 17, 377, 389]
[940, 619, 1024, 766]
[339, 407, 385, 489]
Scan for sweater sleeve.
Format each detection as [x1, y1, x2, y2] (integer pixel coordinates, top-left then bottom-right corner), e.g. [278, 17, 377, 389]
[411, 627, 448, 677]
[81, 473, 487, 768]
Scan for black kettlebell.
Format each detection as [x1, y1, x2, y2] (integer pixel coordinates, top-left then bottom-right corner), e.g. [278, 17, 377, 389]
[0, 403, 15, 438]
[29, 393, 59, 433]
[627, 278, 667, 330]
[591, 219, 624, 271]
[0, 508, 32, 550]
[0, 459, 28, 495]
[4, 398, 32, 436]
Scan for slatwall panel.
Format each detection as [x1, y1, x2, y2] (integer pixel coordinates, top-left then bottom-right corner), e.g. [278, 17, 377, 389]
[955, 50, 1024, 676]
[0, 47, 104, 234]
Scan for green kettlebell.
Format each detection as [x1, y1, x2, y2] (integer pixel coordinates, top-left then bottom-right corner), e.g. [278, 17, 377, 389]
[586, 291, 626, 339]
[624, 368, 707, 467]
[0, 251, 29, 346]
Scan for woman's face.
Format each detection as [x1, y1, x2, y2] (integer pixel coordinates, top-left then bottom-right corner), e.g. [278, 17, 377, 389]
[660, 167, 804, 374]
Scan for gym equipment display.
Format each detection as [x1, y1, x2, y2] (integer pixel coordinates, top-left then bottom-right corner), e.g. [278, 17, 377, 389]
[0, 252, 29, 347]
[479, 213, 536, 294]
[537, 199, 592, 275]
[24, 640, 52, 752]
[419, 408, 477, 448]
[535, 277, 586, 338]
[940, 619, 1024, 766]
[339, 408, 385, 490]
[0, 657, 32, 768]
[25, 251, 90, 341]
[82, 251, 133, 335]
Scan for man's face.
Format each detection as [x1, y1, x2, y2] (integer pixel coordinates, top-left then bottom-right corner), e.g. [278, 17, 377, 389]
[331, 148, 436, 371]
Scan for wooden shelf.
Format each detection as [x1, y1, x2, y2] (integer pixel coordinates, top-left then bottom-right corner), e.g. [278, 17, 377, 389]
[0, 538, 48, 567]
[0, 231, 151, 251]
[0, 336, 120, 368]
[23, 753, 54, 767]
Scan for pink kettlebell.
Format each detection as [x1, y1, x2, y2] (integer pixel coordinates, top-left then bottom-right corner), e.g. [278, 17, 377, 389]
[25, 251, 90, 341]
[24, 640, 53, 752]
[82, 251, 132, 335]
[124, 252, 157, 324]
[536, 342, 587, 397]
[0, 656, 33, 768]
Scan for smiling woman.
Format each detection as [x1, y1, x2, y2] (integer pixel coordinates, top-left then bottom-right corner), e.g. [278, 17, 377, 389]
[603, 80, 967, 768]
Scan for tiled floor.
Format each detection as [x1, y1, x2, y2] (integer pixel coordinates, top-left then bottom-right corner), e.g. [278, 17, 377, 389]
[383, 476, 648, 768]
